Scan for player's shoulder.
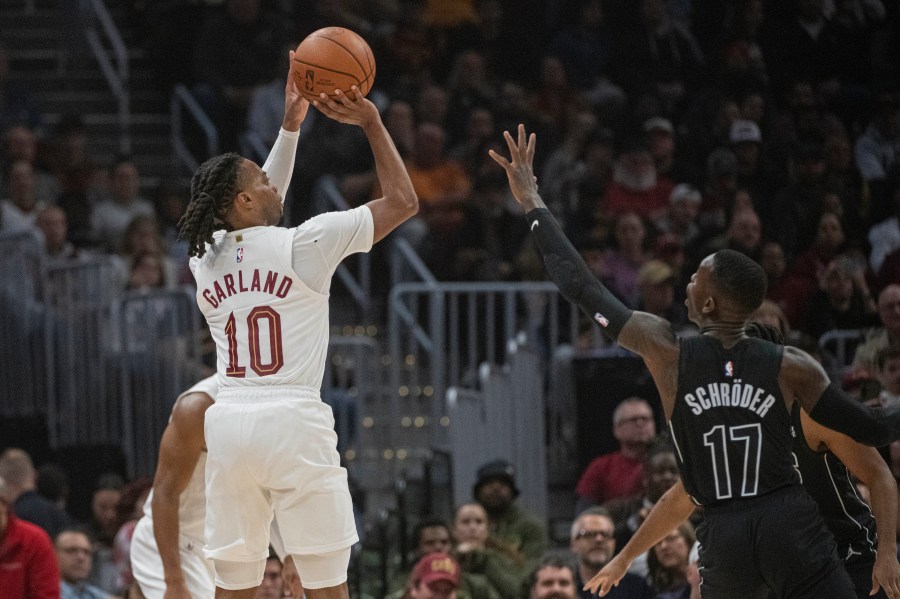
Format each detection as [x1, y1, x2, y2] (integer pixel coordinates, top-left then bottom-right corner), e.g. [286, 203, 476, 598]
[171, 388, 215, 425]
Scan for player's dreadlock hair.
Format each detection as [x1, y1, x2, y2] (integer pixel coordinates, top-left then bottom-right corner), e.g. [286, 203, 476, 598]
[745, 321, 785, 345]
[177, 153, 244, 258]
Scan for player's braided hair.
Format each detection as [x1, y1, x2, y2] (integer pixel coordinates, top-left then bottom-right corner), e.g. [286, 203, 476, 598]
[177, 153, 243, 258]
[745, 321, 785, 345]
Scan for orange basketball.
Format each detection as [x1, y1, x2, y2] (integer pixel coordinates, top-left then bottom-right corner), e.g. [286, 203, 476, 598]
[291, 27, 376, 102]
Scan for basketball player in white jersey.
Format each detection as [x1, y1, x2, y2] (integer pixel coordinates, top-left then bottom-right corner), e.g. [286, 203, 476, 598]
[176, 53, 418, 598]
[129, 376, 301, 599]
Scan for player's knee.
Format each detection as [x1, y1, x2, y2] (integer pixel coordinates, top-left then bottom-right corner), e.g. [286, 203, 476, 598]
[292, 547, 352, 589]
[213, 558, 267, 590]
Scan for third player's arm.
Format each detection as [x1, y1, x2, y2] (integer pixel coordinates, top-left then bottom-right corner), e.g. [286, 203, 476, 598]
[151, 392, 212, 592]
[585, 479, 696, 596]
[783, 347, 900, 446]
[802, 410, 900, 598]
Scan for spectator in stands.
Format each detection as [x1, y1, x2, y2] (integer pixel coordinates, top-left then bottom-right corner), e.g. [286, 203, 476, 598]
[569, 507, 653, 599]
[854, 91, 900, 196]
[453, 501, 522, 599]
[869, 170, 900, 275]
[729, 119, 776, 206]
[523, 554, 578, 599]
[1, 159, 45, 235]
[0, 448, 72, 539]
[691, 207, 763, 269]
[37, 464, 70, 511]
[751, 299, 791, 341]
[406, 552, 462, 599]
[634, 260, 689, 331]
[646, 522, 698, 599]
[698, 147, 739, 233]
[86, 473, 123, 594]
[822, 132, 867, 242]
[0, 474, 60, 599]
[56, 528, 117, 599]
[472, 460, 548, 562]
[256, 549, 286, 599]
[117, 215, 176, 290]
[602, 211, 652, 307]
[853, 284, 900, 377]
[603, 139, 674, 221]
[772, 139, 831, 261]
[90, 158, 154, 253]
[1, 125, 59, 204]
[36, 206, 82, 261]
[576, 397, 657, 511]
[653, 183, 703, 250]
[869, 344, 900, 408]
[801, 254, 879, 340]
[189, 0, 289, 151]
[643, 117, 684, 184]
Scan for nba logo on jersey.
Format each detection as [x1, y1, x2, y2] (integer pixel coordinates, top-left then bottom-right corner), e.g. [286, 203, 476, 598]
[236, 247, 244, 263]
[724, 360, 734, 377]
[594, 312, 609, 327]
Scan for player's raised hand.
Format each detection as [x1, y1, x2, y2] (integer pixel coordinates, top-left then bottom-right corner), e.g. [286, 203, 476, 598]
[583, 553, 630, 597]
[488, 124, 540, 210]
[312, 87, 378, 129]
[871, 550, 900, 598]
[283, 50, 309, 131]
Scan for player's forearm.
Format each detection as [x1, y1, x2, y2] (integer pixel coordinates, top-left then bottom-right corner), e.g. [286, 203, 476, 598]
[363, 117, 417, 213]
[152, 491, 185, 583]
[262, 128, 300, 206]
[617, 481, 695, 563]
[808, 384, 900, 446]
[869, 472, 899, 556]
[525, 208, 633, 341]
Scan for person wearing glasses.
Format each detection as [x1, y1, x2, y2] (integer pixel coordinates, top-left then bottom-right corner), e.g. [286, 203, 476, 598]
[569, 507, 653, 599]
[576, 398, 657, 512]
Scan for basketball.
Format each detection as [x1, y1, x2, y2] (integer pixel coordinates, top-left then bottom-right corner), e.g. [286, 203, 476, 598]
[291, 27, 376, 102]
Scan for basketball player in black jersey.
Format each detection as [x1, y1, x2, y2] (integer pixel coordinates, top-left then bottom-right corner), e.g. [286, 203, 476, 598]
[584, 324, 900, 599]
[489, 126, 900, 598]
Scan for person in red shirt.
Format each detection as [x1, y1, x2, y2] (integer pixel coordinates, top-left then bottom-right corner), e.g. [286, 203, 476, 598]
[0, 475, 60, 599]
[575, 397, 657, 512]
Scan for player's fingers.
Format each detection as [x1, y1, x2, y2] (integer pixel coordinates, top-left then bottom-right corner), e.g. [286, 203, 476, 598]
[488, 149, 510, 169]
[526, 132, 536, 162]
[502, 130, 517, 158]
[517, 124, 527, 153]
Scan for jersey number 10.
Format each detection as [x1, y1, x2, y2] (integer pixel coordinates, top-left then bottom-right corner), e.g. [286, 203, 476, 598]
[224, 307, 284, 377]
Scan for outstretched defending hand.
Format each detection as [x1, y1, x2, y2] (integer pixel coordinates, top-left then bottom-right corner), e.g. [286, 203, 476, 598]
[583, 553, 630, 597]
[872, 549, 900, 599]
[313, 87, 379, 129]
[488, 124, 541, 209]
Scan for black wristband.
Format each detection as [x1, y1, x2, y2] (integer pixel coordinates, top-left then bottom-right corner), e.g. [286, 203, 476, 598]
[526, 208, 633, 341]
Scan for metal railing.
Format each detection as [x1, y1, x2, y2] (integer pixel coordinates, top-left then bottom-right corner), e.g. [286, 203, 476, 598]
[171, 84, 219, 175]
[83, 0, 130, 154]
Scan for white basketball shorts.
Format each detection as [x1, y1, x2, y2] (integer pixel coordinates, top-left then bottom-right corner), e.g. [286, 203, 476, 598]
[131, 516, 216, 598]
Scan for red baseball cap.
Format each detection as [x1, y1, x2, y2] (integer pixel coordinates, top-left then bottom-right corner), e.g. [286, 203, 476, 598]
[412, 552, 460, 588]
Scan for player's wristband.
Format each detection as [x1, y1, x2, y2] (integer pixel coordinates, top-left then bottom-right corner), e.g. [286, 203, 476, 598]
[526, 208, 632, 341]
[809, 383, 899, 447]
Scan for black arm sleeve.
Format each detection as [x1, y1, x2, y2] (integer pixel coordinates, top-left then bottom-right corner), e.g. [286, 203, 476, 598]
[808, 383, 900, 446]
[526, 208, 633, 341]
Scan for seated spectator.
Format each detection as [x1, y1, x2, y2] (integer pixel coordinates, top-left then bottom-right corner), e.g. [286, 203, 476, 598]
[0, 474, 60, 599]
[602, 139, 674, 221]
[602, 212, 652, 307]
[472, 460, 548, 562]
[854, 91, 900, 200]
[1, 159, 46, 235]
[569, 507, 653, 599]
[602, 437, 680, 578]
[576, 397, 656, 511]
[868, 344, 900, 407]
[36, 463, 70, 511]
[851, 284, 900, 378]
[646, 522, 697, 599]
[36, 206, 83, 261]
[255, 549, 285, 599]
[453, 502, 521, 599]
[0, 448, 72, 539]
[86, 474, 123, 594]
[117, 215, 177, 290]
[56, 528, 117, 599]
[0, 125, 59, 204]
[751, 299, 791, 341]
[868, 171, 900, 275]
[90, 158, 154, 253]
[523, 553, 578, 599]
[697, 147, 739, 233]
[635, 260, 689, 331]
[407, 552, 463, 599]
[653, 184, 702, 250]
[801, 255, 879, 340]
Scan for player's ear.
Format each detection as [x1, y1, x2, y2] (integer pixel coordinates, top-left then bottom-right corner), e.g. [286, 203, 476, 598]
[701, 296, 716, 314]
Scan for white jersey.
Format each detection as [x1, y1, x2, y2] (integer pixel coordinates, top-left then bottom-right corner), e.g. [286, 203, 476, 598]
[189, 207, 373, 392]
[141, 375, 218, 541]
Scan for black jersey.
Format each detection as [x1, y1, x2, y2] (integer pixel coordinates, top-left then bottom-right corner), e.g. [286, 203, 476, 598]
[670, 335, 799, 506]
[791, 401, 878, 564]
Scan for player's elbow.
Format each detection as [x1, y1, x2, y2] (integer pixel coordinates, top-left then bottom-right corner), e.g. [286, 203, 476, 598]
[398, 189, 419, 217]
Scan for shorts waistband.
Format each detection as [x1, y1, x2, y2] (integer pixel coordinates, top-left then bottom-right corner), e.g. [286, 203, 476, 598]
[216, 385, 320, 402]
[702, 484, 799, 514]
